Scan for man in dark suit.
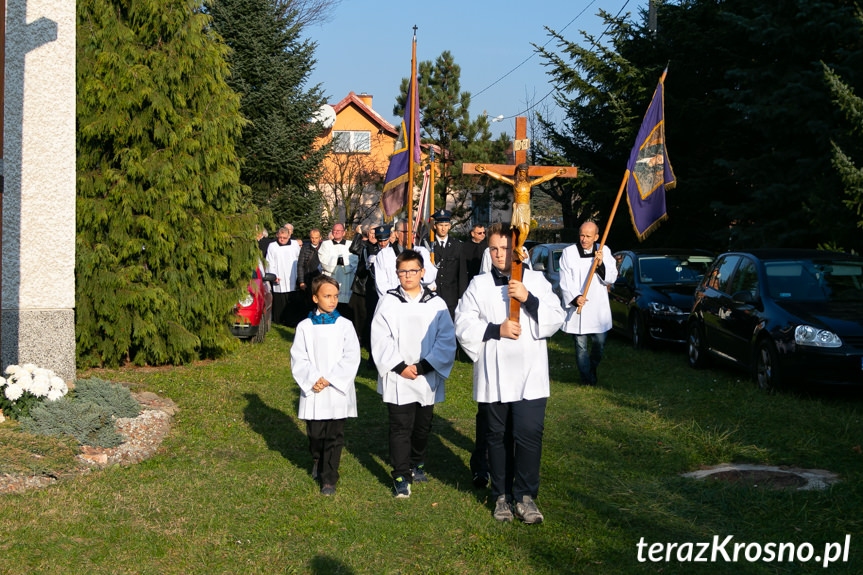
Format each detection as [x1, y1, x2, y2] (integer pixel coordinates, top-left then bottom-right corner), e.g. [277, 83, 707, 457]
[429, 209, 467, 317]
[296, 228, 323, 314]
[461, 224, 487, 284]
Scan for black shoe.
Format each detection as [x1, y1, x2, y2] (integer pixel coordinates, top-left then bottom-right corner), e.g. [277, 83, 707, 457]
[472, 471, 489, 489]
[320, 484, 336, 496]
[412, 463, 429, 483]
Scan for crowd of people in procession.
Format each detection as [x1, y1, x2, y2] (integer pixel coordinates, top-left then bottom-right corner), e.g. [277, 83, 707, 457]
[259, 211, 617, 525]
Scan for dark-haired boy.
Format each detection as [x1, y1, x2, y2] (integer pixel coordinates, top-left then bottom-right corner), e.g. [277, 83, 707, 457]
[371, 250, 456, 498]
[291, 275, 361, 496]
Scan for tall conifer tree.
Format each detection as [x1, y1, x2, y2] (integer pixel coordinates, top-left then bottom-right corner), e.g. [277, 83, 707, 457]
[208, 0, 329, 236]
[76, 0, 259, 367]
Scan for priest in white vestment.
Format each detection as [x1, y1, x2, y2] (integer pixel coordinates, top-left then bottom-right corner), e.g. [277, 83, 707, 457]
[558, 221, 618, 385]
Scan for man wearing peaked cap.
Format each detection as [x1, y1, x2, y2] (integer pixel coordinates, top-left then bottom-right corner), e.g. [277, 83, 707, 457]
[429, 209, 467, 317]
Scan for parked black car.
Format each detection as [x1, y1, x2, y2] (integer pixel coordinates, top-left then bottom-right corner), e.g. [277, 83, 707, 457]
[687, 249, 863, 389]
[610, 249, 715, 348]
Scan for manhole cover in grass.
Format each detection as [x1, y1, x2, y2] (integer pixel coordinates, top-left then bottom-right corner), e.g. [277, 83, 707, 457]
[681, 464, 839, 491]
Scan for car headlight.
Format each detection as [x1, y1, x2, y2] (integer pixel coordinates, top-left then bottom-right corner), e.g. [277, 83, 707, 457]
[648, 301, 685, 315]
[794, 325, 842, 348]
[238, 294, 254, 308]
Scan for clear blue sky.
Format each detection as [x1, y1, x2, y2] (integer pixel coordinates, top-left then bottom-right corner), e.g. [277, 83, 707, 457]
[307, 0, 641, 138]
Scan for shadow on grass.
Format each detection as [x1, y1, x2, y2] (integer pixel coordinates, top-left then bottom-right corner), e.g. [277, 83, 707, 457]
[309, 555, 355, 574]
[348, 362, 481, 498]
[242, 392, 311, 476]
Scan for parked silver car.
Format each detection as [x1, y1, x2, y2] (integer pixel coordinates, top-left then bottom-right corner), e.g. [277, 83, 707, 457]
[528, 243, 573, 296]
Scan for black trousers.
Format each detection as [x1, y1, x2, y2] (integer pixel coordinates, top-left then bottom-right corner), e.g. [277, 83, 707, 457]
[387, 402, 434, 482]
[272, 292, 290, 326]
[348, 292, 367, 347]
[470, 403, 490, 477]
[306, 418, 346, 486]
[486, 397, 547, 500]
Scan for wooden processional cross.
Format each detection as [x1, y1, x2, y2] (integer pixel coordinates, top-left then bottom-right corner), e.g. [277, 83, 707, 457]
[462, 117, 577, 321]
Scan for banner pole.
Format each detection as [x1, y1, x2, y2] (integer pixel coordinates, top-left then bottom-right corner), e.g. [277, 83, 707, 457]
[577, 170, 628, 315]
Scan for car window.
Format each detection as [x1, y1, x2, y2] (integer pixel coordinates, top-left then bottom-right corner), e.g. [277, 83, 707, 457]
[766, 259, 863, 301]
[552, 250, 564, 272]
[638, 255, 712, 284]
[729, 257, 759, 298]
[618, 255, 634, 282]
[705, 255, 740, 294]
[531, 247, 546, 267]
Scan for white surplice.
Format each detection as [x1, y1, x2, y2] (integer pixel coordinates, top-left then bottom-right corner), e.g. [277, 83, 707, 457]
[558, 244, 618, 334]
[371, 287, 455, 406]
[454, 269, 564, 403]
[373, 245, 437, 296]
[290, 316, 361, 420]
[266, 240, 301, 293]
[317, 239, 357, 304]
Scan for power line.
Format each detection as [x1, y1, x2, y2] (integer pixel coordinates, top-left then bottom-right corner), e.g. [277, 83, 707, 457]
[488, 0, 632, 122]
[472, 0, 599, 99]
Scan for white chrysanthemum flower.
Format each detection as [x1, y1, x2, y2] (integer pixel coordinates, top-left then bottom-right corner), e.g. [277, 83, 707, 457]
[30, 375, 51, 398]
[0, 376, 6, 387]
[14, 372, 33, 392]
[5, 364, 22, 376]
[4, 383, 24, 401]
[49, 375, 66, 392]
[46, 387, 65, 402]
[33, 367, 53, 378]
[21, 363, 38, 373]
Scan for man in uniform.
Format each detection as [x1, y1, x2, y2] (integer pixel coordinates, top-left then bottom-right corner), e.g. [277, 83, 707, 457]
[558, 220, 618, 385]
[428, 209, 467, 317]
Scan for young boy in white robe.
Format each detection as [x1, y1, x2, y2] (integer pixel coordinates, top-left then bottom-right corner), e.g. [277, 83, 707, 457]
[455, 222, 565, 524]
[290, 275, 361, 496]
[371, 249, 456, 498]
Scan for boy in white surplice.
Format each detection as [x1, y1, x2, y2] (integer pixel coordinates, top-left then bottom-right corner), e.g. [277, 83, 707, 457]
[290, 276, 361, 496]
[371, 249, 456, 498]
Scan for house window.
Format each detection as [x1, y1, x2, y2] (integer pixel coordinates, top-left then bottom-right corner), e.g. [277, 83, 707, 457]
[332, 130, 371, 153]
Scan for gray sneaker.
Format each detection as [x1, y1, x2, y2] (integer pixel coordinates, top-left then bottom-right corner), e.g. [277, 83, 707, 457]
[514, 495, 544, 524]
[493, 495, 513, 522]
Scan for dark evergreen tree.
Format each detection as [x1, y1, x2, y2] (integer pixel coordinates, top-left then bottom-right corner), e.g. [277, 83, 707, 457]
[537, 0, 863, 252]
[825, 57, 863, 242]
[396, 51, 509, 223]
[208, 0, 329, 238]
[77, 0, 260, 367]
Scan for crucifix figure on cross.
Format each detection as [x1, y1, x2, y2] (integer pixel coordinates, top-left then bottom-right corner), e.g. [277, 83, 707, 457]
[474, 162, 567, 258]
[462, 117, 577, 321]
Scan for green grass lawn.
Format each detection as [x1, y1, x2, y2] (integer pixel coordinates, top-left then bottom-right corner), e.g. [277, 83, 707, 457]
[1, 327, 862, 574]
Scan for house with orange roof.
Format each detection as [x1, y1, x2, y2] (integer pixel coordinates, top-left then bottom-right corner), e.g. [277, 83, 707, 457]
[312, 91, 403, 229]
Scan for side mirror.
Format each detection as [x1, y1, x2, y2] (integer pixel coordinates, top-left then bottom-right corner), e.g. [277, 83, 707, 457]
[263, 273, 277, 283]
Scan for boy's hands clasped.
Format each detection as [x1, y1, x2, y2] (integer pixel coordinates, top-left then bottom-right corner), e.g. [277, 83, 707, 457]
[312, 377, 330, 393]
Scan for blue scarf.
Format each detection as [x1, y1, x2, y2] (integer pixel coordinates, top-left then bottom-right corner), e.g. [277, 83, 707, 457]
[309, 310, 340, 325]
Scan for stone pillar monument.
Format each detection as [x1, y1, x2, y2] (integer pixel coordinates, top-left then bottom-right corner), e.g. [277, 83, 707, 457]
[2, 0, 76, 381]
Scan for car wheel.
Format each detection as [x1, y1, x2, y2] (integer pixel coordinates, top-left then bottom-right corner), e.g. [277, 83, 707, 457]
[687, 322, 707, 369]
[630, 313, 646, 350]
[253, 309, 270, 344]
[755, 339, 781, 391]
